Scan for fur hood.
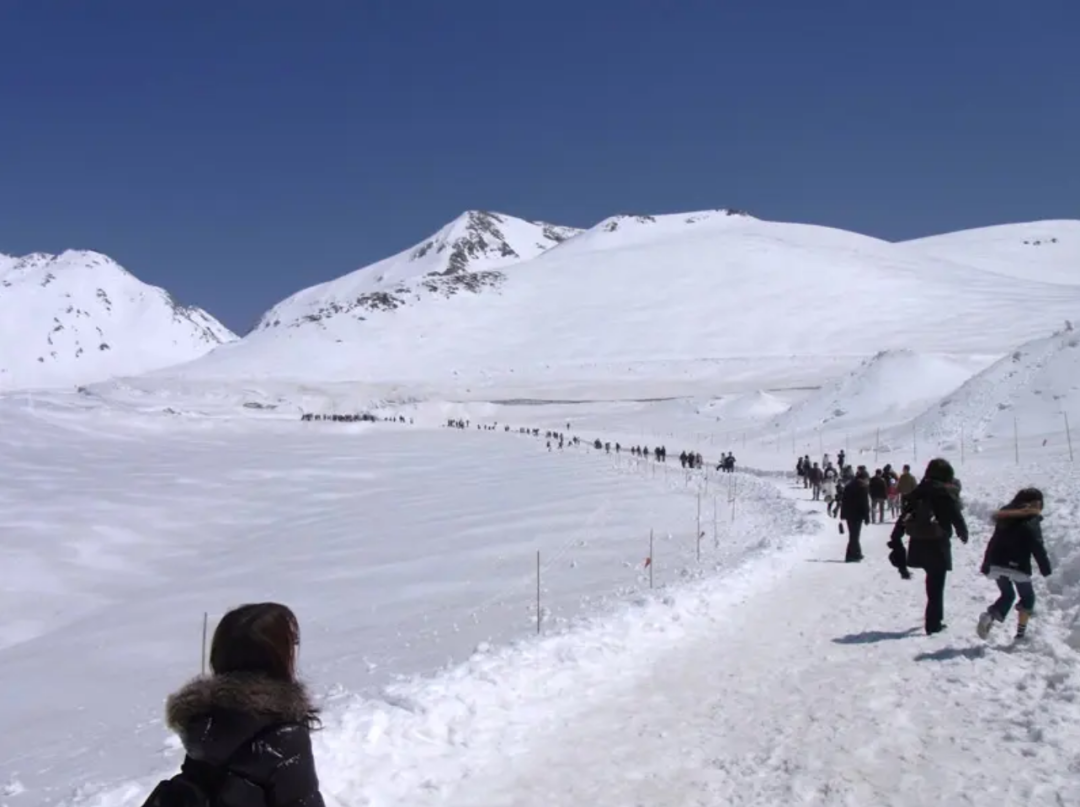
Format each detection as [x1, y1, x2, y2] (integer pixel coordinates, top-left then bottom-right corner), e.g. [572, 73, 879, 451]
[166, 673, 317, 732]
[992, 507, 1042, 522]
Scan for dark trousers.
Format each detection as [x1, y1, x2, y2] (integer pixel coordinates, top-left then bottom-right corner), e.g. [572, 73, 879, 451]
[871, 498, 885, 523]
[845, 519, 863, 561]
[990, 577, 1036, 619]
[924, 569, 948, 632]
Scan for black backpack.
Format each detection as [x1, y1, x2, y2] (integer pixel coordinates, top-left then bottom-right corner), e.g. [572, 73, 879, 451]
[903, 496, 945, 541]
[142, 727, 274, 807]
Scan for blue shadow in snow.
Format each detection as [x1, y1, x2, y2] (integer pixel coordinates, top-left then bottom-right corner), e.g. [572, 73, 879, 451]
[833, 627, 921, 645]
[915, 646, 987, 662]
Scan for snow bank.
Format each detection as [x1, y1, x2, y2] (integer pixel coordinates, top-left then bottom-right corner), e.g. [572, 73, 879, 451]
[766, 350, 986, 435]
[698, 390, 790, 421]
[914, 329, 1080, 445]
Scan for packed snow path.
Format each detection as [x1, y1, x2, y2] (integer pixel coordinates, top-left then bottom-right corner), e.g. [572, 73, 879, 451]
[426, 482, 1080, 807]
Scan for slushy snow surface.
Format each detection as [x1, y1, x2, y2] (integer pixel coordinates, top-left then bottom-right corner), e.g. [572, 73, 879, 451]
[5, 395, 1080, 807]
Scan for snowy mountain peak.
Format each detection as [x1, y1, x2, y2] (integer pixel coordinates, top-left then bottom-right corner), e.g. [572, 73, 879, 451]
[408, 210, 579, 275]
[254, 211, 582, 331]
[0, 249, 236, 391]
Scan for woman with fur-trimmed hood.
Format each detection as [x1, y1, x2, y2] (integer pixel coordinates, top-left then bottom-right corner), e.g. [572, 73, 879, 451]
[163, 603, 325, 807]
[977, 488, 1051, 641]
[888, 458, 969, 635]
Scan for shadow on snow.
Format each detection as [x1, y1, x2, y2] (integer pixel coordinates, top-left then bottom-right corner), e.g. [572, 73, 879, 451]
[832, 627, 921, 645]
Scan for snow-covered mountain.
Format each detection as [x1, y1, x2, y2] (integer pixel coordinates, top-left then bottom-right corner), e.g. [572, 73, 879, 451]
[157, 212, 1080, 402]
[901, 220, 1080, 285]
[256, 210, 581, 331]
[0, 250, 235, 391]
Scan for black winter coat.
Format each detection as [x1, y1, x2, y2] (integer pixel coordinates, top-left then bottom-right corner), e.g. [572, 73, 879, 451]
[868, 475, 888, 500]
[981, 509, 1051, 578]
[840, 480, 870, 523]
[166, 673, 325, 807]
[890, 479, 969, 572]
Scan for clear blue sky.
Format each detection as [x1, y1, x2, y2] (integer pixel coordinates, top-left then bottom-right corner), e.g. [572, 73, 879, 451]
[1, 1, 1077, 332]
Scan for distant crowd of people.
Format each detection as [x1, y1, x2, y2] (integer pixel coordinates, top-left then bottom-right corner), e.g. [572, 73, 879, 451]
[301, 412, 409, 423]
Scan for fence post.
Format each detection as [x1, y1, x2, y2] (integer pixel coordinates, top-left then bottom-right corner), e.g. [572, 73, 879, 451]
[536, 551, 541, 634]
[695, 492, 704, 561]
[1065, 412, 1074, 462]
[201, 612, 208, 675]
[874, 428, 881, 464]
[649, 530, 654, 589]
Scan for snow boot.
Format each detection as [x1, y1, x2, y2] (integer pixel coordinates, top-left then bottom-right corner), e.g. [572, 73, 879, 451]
[1016, 608, 1031, 640]
[976, 610, 996, 640]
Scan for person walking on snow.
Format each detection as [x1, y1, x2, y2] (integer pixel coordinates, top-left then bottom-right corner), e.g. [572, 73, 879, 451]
[808, 462, 824, 500]
[868, 469, 888, 524]
[889, 458, 969, 635]
[896, 464, 917, 506]
[977, 488, 1051, 641]
[840, 470, 871, 562]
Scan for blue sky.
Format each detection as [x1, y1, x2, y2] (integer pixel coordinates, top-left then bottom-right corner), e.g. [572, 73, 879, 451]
[1, 1, 1076, 332]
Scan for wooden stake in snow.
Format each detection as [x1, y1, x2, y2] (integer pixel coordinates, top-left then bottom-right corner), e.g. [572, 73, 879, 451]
[1065, 412, 1075, 462]
[536, 550, 541, 635]
[696, 492, 702, 562]
[874, 428, 881, 464]
[201, 612, 208, 675]
[649, 530, 654, 589]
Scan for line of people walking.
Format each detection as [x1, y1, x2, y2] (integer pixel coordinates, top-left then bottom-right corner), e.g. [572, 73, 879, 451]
[799, 451, 1052, 642]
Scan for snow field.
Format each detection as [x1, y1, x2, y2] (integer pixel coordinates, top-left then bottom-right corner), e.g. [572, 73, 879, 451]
[0, 405, 795, 806]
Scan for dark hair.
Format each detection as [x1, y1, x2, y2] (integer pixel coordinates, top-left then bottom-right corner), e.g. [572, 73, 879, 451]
[1006, 487, 1044, 510]
[903, 465, 910, 472]
[924, 458, 954, 484]
[210, 602, 300, 682]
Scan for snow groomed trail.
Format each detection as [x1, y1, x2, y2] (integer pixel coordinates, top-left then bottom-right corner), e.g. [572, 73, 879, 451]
[429, 478, 1080, 807]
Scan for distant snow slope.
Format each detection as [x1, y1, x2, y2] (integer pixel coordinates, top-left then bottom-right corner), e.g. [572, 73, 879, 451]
[901, 220, 1080, 285]
[161, 212, 1080, 397]
[914, 328, 1080, 444]
[0, 250, 235, 391]
[699, 390, 790, 421]
[256, 210, 581, 331]
[767, 350, 992, 434]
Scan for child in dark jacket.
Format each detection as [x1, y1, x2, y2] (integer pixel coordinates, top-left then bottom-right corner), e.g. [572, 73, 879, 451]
[976, 488, 1051, 641]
